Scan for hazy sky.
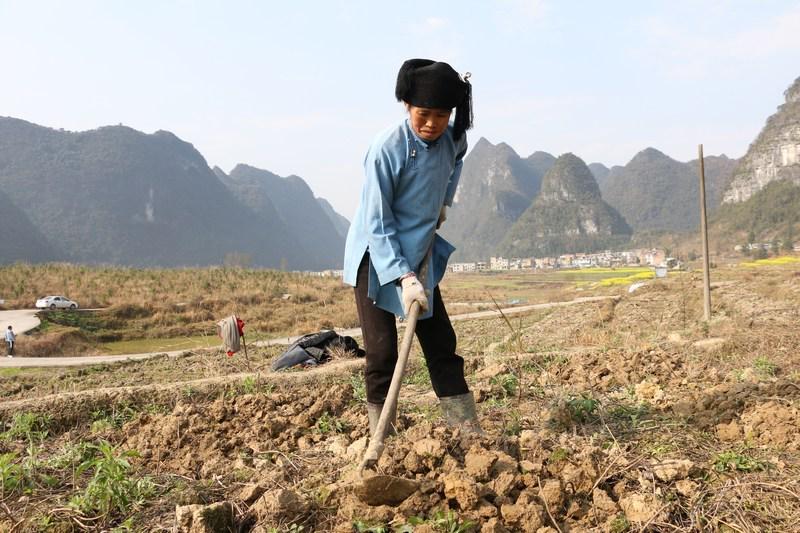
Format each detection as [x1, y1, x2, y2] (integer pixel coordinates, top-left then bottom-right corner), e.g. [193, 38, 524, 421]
[2, 1, 799, 218]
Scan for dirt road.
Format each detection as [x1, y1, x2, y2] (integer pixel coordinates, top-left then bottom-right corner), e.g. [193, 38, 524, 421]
[0, 296, 614, 368]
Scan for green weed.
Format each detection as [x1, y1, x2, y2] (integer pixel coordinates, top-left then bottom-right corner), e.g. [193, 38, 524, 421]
[240, 375, 258, 394]
[353, 521, 388, 533]
[566, 393, 599, 423]
[91, 404, 137, 430]
[503, 410, 523, 436]
[713, 450, 770, 473]
[1, 412, 51, 443]
[350, 373, 366, 403]
[427, 509, 477, 532]
[0, 452, 23, 497]
[45, 441, 94, 470]
[403, 360, 432, 387]
[489, 372, 519, 398]
[753, 357, 778, 377]
[549, 447, 570, 463]
[540, 353, 569, 368]
[316, 412, 347, 435]
[609, 515, 630, 532]
[69, 440, 155, 519]
[608, 401, 651, 428]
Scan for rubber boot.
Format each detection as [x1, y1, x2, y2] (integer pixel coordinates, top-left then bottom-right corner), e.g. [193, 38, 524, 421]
[367, 402, 397, 437]
[439, 392, 483, 434]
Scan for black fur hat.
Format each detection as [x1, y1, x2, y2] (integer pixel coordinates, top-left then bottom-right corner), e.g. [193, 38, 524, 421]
[395, 59, 473, 140]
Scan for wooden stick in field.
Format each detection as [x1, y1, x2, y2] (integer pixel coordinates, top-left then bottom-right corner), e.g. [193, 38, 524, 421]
[698, 144, 712, 322]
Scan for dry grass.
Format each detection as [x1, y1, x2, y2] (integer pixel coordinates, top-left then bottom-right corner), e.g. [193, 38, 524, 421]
[1, 263, 359, 342]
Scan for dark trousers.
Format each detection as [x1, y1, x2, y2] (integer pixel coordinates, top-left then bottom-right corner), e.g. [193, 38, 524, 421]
[6, 342, 13, 356]
[354, 253, 469, 404]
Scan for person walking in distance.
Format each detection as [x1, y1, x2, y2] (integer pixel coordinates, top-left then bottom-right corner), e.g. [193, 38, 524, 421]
[343, 59, 481, 435]
[5, 325, 15, 357]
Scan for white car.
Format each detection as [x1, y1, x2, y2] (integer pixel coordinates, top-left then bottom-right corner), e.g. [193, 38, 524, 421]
[35, 295, 79, 310]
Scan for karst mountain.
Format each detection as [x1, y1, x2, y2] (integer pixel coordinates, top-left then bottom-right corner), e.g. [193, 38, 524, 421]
[440, 138, 554, 261]
[500, 153, 631, 257]
[0, 117, 347, 268]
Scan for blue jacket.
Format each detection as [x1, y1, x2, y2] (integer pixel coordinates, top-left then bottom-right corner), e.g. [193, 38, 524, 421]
[343, 118, 467, 319]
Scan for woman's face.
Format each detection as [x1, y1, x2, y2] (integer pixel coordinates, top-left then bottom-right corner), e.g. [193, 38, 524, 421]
[407, 104, 452, 142]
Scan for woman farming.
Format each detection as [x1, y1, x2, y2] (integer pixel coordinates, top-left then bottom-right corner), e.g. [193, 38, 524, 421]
[343, 59, 480, 435]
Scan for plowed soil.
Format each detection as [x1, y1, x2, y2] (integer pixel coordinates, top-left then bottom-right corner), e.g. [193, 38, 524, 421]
[1, 263, 799, 532]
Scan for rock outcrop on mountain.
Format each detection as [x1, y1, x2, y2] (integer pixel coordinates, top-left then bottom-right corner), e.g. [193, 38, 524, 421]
[0, 117, 348, 269]
[500, 153, 631, 257]
[0, 189, 60, 264]
[441, 138, 554, 261]
[723, 76, 800, 203]
[600, 148, 736, 233]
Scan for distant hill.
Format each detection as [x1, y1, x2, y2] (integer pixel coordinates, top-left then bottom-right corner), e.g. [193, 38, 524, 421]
[501, 153, 631, 257]
[317, 197, 350, 240]
[0, 189, 61, 264]
[600, 148, 737, 233]
[588, 162, 611, 188]
[689, 155, 739, 208]
[441, 138, 554, 261]
[0, 117, 347, 269]
[724, 76, 800, 203]
[219, 164, 346, 269]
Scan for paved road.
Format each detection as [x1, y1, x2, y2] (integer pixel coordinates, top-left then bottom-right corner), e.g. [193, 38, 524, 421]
[0, 309, 40, 334]
[0, 296, 615, 368]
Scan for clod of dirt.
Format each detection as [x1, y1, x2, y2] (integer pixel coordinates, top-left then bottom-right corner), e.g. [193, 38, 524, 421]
[475, 363, 511, 380]
[346, 436, 368, 458]
[650, 459, 697, 482]
[500, 499, 544, 532]
[490, 470, 518, 499]
[465, 445, 498, 481]
[354, 473, 420, 506]
[537, 478, 565, 511]
[716, 420, 743, 441]
[413, 437, 446, 459]
[619, 492, 668, 524]
[175, 501, 235, 533]
[592, 487, 619, 516]
[252, 489, 308, 523]
[237, 483, 267, 505]
[480, 517, 510, 532]
[740, 401, 800, 449]
[443, 473, 485, 509]
[692, 337, 727, 351]
[635, 380, 665, 403]
[675, 479, 700, 499]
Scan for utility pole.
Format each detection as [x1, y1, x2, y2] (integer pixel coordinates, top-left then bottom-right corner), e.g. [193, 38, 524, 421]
[698, 144, 712, 322]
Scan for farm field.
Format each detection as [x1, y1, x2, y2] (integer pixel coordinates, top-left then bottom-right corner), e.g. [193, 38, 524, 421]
[1, 264, 646, 357]
[0, 258, 799, 531]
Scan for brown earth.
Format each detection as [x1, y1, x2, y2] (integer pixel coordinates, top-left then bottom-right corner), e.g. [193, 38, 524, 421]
[1, 262, 799, 532]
